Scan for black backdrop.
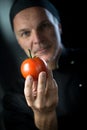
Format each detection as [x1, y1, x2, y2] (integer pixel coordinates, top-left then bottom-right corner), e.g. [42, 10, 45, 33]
[0, 1, 86, 129]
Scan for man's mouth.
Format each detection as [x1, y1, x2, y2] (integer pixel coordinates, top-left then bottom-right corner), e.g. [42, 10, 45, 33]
[33, 44, 51, 57]
[37, 48, 47, 54]
[35, 46, 50, 56]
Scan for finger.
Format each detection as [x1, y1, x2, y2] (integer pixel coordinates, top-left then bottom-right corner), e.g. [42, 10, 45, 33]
[24, 75, 33, 106]
[32, 81, 38, 97]
[53, 79, 59, 104]
[53, 79, 58, 89]
[47, 68, 53, 79]
[37, 71, 46, 104]
[46, 69, 54, 90]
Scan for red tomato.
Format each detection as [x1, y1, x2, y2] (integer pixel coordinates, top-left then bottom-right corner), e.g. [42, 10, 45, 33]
[20, 57, 48, 80]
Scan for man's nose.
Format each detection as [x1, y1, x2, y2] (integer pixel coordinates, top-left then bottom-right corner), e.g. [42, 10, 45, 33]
[32, 30, 42, 44]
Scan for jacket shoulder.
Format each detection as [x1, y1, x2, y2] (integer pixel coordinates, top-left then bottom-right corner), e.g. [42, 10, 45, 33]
[59, 48, 87, 70]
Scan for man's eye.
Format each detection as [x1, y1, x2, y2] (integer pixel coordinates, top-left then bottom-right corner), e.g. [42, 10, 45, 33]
[41, 23, 49, 28]
[21, 31, 30, 38]
[40, 23, 52, 31]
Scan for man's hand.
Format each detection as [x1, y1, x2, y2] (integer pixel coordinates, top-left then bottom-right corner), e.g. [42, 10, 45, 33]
[24, 70, 58, 130]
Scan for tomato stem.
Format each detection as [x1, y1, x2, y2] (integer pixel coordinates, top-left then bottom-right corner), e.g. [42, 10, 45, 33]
[28, 49, 32, 58]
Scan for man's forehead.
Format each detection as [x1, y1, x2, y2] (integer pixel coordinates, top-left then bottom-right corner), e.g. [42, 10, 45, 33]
[13, 7, 54, 31]
[10, 0, 60, 30]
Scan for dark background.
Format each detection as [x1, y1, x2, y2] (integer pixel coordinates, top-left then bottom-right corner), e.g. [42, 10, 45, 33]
[0, 0, 86, 129]
[0, 0, 86, 100]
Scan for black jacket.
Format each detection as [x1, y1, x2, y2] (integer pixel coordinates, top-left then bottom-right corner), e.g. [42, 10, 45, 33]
[2, 48, 87, 130]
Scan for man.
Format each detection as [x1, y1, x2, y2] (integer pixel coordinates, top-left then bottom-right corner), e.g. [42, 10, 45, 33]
[3, 0, 86, 130]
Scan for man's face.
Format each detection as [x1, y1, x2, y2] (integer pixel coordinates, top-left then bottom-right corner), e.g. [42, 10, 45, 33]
[13, 7, 62, 66]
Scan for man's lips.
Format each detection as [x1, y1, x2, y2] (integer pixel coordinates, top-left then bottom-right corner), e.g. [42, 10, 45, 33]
[35, 47, 50, 56]
[37, 48, 47, 54]
[35, 45, 51, 55]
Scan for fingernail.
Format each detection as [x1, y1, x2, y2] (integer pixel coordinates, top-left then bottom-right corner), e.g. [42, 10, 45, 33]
[26, 75, 33, 81]
[42, 72, 46, 79]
